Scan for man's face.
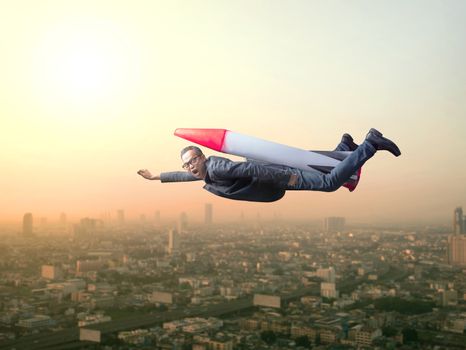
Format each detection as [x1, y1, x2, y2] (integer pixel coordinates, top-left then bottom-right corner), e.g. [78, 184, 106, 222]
[181, 150, 207, 179]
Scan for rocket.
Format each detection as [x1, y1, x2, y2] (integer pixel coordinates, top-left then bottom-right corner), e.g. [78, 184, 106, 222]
[174, 128, 361, 191]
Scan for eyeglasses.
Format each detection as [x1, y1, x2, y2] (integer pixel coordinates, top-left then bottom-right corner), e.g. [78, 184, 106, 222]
[182, 155, 201, 169]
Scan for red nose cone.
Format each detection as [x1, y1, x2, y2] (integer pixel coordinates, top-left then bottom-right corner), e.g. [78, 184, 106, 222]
[174, 128, 227, 152]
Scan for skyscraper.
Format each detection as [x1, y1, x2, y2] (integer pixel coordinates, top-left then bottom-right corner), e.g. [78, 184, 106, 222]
[168, 229, 179, 254]
[205, 203, 213, 225]
[316, 267, 336, 283]
[140, 214, 146, 223]
[453, 207, 464, 235]
[22, 213, 33, 236]
[448, 207, 466, 266]
[447, 235, 466, 266]
[59, 212, 67, 226]
[154, 210, 161, 224]
[321, 282, 339, 299]
[117, 209, 125, 225]
[74, 218, 101, 236]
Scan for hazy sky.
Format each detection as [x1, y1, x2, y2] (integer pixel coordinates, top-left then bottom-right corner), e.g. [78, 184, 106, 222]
[1, 1, 465, 225]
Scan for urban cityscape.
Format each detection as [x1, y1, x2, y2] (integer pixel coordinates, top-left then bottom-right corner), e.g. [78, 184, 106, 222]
[0, 205, 465, 350]
[2, 0, 466, 349]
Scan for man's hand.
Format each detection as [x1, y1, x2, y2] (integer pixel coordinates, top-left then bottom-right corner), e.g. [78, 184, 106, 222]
[287, 173, 298, 187]
[137, 169, 160, 181]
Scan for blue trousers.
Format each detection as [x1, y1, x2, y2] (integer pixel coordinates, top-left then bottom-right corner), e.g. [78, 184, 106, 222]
[285, 141, 376, 192]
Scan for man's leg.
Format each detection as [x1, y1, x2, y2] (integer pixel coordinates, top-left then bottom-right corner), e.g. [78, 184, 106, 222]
[288, 141, 376, 192]
[334, 133, 358, 152]
[288, 128, 400, 192]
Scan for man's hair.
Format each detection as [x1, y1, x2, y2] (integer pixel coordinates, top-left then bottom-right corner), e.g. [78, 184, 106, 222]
[180, 145, 203, 158]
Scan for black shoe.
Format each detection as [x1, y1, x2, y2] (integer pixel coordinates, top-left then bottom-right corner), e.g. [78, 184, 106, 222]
[365, 128, 401, 157]
[341, 133, 358, 151]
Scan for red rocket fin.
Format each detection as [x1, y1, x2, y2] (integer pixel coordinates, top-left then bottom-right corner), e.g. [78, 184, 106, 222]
[343, 168, 362, 192]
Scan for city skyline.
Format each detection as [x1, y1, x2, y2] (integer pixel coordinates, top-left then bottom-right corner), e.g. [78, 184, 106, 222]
[2, 204, 466, 229]
[1, 210, 465, 348]
[1, 1, 465, 224]
[0, 207, 461, 244]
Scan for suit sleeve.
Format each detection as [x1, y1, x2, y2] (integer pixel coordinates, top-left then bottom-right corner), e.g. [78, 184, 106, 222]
[160, 171, 201, 183]
[211, 160, 291, 186]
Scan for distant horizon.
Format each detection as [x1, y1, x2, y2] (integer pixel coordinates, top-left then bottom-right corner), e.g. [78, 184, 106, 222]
[0, 208, 458, 229]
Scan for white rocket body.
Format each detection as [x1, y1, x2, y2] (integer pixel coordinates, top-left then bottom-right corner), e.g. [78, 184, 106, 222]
[223, 131, 348, 172]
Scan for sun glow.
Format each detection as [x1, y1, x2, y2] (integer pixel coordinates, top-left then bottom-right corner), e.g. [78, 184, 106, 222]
[55, 38, 116, 97]
[32, 19, 141, 111]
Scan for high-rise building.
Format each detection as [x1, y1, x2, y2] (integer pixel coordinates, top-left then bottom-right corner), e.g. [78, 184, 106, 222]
[316, 267, 336, 283]
[448, 207, 466, 266]
[117, 210, 125, 225]
[321, 282, 339, 299]
[73, 218, 102, 236]
[59, 212, 67, 226]
[454, 207, 464, 235]
[22, 213, 33, 236]
[154, 211, 161, 224]
[41, 265, 63, 280]
[448, 235, 466, 266]
[168, 229, 179, 254]
[205, 203, 213, 225]
[324, 217, 345, 232]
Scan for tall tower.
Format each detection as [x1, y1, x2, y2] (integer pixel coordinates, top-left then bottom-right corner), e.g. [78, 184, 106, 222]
[448, 235, 466, 266]
[154, 210, 161, 224]
[168, 229, 179, 254]
[453, 207, 464, 235]
[59, 212, 67, 226]
[317, 267, 336, 283]
[22, 213, 33, 237]
[321, 282, 339, 299]
[117, 209, 125, 225]
[205, 203, 213, 225]
[179, 212, 188, 232]
[448, 207, 466, 266]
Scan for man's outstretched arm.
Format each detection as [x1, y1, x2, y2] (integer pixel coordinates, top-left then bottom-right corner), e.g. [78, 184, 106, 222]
[137, 169, 160, 180]
[137, 169, 200, 183]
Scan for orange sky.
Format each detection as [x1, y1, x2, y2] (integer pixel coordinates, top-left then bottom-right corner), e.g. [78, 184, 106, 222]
[1, 1, 465, 225]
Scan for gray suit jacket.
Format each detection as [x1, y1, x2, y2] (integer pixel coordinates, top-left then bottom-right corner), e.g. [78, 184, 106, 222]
[160, 156, 292, 202]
